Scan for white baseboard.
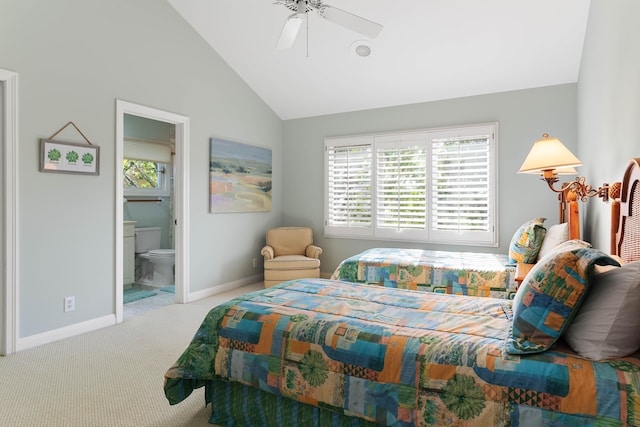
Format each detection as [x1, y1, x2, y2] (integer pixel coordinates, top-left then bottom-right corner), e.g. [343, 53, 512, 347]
[187, 273, 264, 302]
[16, 314, 116, 352]
[14, 274, 265, 352]
[320, 271, 333, 279]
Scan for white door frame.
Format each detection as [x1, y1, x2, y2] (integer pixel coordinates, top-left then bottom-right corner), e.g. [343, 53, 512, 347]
[115, 100, 190, 323]
[1, 69, 18, 356]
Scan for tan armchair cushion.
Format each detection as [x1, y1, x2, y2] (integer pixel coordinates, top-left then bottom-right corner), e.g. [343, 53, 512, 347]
[266, 227, 314, 257]
[264, 255, 321, 271]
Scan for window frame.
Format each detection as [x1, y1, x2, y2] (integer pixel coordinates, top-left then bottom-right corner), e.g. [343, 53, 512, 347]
[123, 159, 171, 197]
[324, 123, 498, 247]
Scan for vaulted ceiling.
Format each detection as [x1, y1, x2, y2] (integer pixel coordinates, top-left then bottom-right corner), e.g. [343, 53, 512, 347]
[168, 0, 591, 120]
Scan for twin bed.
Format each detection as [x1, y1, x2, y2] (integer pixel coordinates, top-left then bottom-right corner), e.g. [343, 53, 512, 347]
[330, 247, 520, 299]
[164, 159, 640, 426]
[329, 188, 582, 300]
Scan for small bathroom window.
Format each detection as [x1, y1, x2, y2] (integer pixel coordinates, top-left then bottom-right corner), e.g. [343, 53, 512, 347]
[123, 159, 170, 196]
[123, 135, 173, 197]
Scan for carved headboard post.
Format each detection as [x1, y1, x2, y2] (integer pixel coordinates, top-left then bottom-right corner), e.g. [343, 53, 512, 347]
[559, 186, 581, 240]
[567, 189, 580, 240]
[609, 181, 621, 255]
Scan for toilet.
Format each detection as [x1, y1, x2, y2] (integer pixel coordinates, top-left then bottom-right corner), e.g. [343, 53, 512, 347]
[134, 227, 175, 287]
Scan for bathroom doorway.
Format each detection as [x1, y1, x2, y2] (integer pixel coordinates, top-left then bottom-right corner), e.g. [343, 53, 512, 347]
[115, 100, 190, 323]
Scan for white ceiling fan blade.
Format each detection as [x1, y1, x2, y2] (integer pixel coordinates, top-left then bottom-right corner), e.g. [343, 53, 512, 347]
[275, 13, 305, 49]
[319, 6, 382, 39]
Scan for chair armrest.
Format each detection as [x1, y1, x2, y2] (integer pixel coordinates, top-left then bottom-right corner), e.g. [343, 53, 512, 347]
[261, 246, 275, 260]
[306, 245, 323, 259]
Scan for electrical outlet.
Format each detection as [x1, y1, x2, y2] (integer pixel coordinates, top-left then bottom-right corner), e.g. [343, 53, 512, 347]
[64, 296, 75, 312]
[252, 257, 257, 268]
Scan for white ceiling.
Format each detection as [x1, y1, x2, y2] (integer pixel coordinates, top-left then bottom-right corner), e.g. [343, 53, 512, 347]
[167, 0, 591, 120]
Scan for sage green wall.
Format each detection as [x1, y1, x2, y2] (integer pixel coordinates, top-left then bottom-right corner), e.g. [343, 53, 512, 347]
[283, 84, 578, 274]
[578, 0, 640, 251]
[0, 0, 282, 338]
[0, 82, 5, 347]
[6, 0, 634, 343]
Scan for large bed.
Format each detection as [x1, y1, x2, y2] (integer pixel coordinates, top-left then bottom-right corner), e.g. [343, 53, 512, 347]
[164, 159, 640, 426]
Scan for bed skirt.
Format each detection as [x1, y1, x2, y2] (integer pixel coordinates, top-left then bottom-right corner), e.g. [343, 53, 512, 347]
[205, 378, 615, 427]
[207, 379, 378, 426]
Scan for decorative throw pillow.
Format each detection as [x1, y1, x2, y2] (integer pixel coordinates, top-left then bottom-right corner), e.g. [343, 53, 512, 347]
[505, 247, 619, 355]
[536, 223, 570, 261]
[508, 218, 546, 263]
[563, 261, 640, 360]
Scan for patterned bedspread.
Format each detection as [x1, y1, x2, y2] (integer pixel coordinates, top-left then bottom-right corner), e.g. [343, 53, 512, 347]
[331, 248, 518, 299]
[164, 279, 640, 426]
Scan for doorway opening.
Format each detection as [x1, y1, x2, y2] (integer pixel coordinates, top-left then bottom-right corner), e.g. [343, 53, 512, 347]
[115, 101, 190, 323]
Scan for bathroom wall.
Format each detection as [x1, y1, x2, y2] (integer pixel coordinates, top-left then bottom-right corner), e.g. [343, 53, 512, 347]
[123, 200, 173, 250]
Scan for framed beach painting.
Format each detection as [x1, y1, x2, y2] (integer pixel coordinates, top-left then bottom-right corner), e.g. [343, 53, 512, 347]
[209, 138, 272, 213]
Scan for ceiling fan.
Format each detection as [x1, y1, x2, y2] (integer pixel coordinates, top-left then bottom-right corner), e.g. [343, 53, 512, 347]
[273, 0, 383, 50]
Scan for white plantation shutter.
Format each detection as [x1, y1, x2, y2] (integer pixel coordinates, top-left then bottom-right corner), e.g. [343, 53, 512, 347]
[429, 126, 496, 244]
[324, 123, 497, 245]
[325, 140, 373, 237]
[431, 134, 491, 231]
[375, 137, 429, 240]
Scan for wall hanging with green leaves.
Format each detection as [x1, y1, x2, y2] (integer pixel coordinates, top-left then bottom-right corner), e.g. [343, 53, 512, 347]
[40, 121, 100, 175]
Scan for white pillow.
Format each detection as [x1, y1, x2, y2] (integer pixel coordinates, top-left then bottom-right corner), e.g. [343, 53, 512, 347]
[563, 261, 640, 360]
[536, 223, 570, 261]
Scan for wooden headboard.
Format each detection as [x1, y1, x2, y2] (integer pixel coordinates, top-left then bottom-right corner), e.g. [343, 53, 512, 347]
[611, 158, 640, 262]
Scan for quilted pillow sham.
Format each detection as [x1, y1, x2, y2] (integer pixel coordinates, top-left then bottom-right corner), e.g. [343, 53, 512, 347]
[506, 246, 619, 355]
[563, 261, 640, 360]
[508, 217, 546, 263]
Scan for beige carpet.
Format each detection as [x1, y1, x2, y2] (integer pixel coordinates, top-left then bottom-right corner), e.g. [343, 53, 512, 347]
[0, 283, 264, 427]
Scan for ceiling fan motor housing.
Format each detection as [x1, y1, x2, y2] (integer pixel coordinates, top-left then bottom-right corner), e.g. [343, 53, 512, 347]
[281, 0, 314, 14]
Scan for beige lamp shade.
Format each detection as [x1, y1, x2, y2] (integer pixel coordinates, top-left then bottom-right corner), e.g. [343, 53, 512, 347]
[518, 134, 583, 173]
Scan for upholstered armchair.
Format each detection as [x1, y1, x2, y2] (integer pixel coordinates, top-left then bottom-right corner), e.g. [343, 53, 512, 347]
[261, 227, 322, 288]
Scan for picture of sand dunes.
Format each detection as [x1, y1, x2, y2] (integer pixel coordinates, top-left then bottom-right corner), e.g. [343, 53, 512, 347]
[209, 138, 272, 213]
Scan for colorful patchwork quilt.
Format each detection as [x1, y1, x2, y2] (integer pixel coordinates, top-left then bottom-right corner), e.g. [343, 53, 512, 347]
[164, 279, 640, 426]
[331, 248, 518, 299]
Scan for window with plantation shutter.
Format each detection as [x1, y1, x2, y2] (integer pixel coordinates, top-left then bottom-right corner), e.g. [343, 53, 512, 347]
[325, 139, 373, 238]
[429, 130, 494, 244]
[325, 123, 497, 246]
[374, 135, 429, 241]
